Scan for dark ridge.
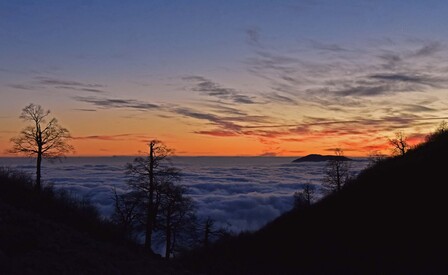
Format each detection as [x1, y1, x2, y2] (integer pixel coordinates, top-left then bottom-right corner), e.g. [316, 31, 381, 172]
[181, 130, 448, 274]
[0, 168, 193, 274]
[292, 153, 352, 162]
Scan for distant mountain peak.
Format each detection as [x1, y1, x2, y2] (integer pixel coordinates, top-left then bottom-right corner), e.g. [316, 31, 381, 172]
[292, 154, 352, 162]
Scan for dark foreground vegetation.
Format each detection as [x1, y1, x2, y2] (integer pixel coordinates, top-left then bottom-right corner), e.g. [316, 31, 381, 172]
[180, 129, 448, 274]
[0, 168, 191, 274]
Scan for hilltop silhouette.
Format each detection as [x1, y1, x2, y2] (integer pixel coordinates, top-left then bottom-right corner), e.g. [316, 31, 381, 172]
[181, 130, 448, 274]
[292, 153, 352, 162]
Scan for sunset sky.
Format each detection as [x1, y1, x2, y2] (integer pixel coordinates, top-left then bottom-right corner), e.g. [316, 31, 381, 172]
[2, 0, 448, 156]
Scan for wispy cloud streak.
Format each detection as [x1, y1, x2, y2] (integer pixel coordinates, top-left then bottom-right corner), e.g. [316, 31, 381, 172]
[246, 39, 448, 107]
[36, 77, 106, 93]
[183, 76, 257, 104]
[73, 96, 159, 111]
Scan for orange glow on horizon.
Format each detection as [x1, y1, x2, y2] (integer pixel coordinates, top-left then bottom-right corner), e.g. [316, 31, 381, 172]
[0, 130, 411, 158]
[0, 103, 439, 158]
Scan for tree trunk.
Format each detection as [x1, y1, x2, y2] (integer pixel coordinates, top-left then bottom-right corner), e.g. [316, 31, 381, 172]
[35, 124, 42, 191]
[144, 142, 155, 252]
[36, 151, 42, 190]
[165, 211, 171, 259]
[145, 205, 153, 252]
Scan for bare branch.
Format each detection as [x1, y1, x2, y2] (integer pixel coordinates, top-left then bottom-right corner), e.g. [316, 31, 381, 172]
[9, 103, 73, 189]
[388, 131, 410, 156]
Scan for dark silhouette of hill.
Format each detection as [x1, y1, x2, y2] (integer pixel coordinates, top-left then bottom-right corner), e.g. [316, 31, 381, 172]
[292, 153, 352, 162]
[0, 168, 193, 274]
[182, 130, 448, 274]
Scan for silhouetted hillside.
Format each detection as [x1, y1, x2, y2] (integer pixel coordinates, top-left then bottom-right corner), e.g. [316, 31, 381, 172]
[182, 130, 448, 274]
[0, 168, 192, 274]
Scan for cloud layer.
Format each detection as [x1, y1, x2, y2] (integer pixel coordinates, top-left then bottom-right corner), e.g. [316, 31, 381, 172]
[0, 157, 369, 232]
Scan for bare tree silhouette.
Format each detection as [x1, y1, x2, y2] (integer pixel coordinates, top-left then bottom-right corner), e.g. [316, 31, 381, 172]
[157, 182, 197, 259]
[294, 183, 316, 208]
[113, 142, 200, 257]
[202, 217, 232, 250]
[111, 188, 143, 239]
[9, 103, 73, 190]
[388, 131, 410, 156]
[323, 148, 350, 193]
[127, 140, 173, 253]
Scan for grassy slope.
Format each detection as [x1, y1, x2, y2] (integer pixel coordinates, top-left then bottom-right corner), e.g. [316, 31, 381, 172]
[0, 169, 192, 275]
[183, 131, 448, 274]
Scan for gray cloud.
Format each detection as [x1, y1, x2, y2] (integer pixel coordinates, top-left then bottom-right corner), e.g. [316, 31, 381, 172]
[309, 40, 349, 52]
[246, 27, 261, 46]
[246, 38, 448, 112]
[413, 41, 443, 57]
[71, 133, 151, 141]
[333, 84, 393, 97]
[65, 87, 106, 93]
[36, 77, 103, 88]
[73, 96, 159, 111]
[172, 103, 278, 138]
[401, 104, 437, 113]
[73, 108, 97, 112]
[184, 76, 257, 104]
[223, 115, 269, 124]
[194, 130, 239, 137]
[224, 114, 448, 143]
[8, 76, 107, 93]
[202, 103, 248, 116]
[303, 88, 367, 107]
[182, 76, 208, 82]
[263, 92, 297, 105]
[377, 52, 403, 70]
[36, 76, 106, 93]
[248, 50, 301, 74]
[311, 75, 437, 98]
[302, 115, 417, 129]
[178, 105, 440, 141]
[369, 73, 441, 87]
[7, 84, 36, 90]
[174, 107, 242, 131]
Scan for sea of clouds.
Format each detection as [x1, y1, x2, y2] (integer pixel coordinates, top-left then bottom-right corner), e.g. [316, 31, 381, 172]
[0, 156, 369, 233]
